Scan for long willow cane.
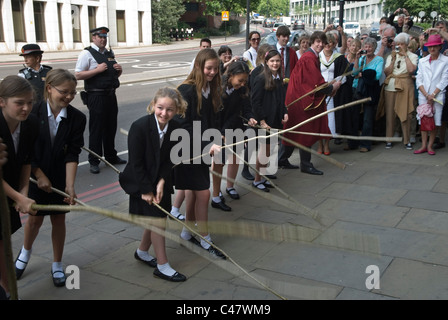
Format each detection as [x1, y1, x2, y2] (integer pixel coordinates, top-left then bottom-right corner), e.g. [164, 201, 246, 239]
[0, 167, 18, 300]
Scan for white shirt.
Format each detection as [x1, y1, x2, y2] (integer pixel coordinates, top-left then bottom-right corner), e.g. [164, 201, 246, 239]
[11, 124, 20, 154]
[75, 43, 107, 72]
[243, 47, 257, 68]
[416, 53, 448, 104]
[47, 101, 67, 146]
[155, 118, 168, 147]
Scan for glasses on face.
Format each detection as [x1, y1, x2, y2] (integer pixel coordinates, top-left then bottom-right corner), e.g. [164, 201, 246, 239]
[361, 37, 367, 40]
[51, 85, 77, 97]
[251, 38, 260, 42]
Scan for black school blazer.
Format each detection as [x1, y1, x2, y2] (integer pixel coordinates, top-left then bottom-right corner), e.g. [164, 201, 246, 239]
[119, 114, 179, 197]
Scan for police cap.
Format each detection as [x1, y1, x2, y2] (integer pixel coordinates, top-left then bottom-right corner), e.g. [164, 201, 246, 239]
[90, 27, 109, 37]
[20, 44, 44, 56]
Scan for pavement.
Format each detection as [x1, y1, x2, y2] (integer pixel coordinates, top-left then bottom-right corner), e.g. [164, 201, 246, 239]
[4, 30, 448, 302]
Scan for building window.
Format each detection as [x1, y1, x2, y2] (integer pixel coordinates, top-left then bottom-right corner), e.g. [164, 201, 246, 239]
[34, 1, 46, 42]
[72, 4, 81, 42]
[138, 11, 143, 43]
[88, 6, 97, 32]
[12, 0, 26, 42]
[58, 3, 63, 42]
[0, 0, 4, 42]
[116, 10, 126, 42]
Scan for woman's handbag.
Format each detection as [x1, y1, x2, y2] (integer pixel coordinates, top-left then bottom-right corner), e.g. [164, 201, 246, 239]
[417, 103, 435, 131]
[420, 115, 435, 131]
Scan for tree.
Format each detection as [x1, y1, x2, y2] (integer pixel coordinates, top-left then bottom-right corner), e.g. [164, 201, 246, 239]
[200, 0, 261, 15]
[152, 0, 186, 43]
[257, 0, 289, 17]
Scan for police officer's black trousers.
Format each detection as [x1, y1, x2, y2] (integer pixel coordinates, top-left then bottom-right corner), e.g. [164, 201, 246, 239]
[87, 92, 119, 165]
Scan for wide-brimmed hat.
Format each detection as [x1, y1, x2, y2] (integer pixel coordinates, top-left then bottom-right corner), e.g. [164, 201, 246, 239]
[90, 27, 109, 37]
[424, 34, 444, 47]
[20, 44, 44, 56]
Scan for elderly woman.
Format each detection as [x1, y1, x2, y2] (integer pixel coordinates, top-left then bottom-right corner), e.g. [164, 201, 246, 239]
[414, 34, 448, 155]
[382, 32, 418, 150]
[295, 34, 310, 59]
[352, 37, 384, 152]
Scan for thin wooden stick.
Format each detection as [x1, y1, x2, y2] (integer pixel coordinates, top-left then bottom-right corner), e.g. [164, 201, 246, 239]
[29, 178, 87, 206]
[81, 146, 121, 174]
[30, 203, 287, 300]
[0, 167, 18, 300]
[287, 131, 403, 142]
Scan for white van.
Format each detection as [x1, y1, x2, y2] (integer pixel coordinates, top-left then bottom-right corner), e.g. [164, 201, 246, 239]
[333, 18, 346, 27]
[343, 22, 361, 38]
[278, 16, 292, 27]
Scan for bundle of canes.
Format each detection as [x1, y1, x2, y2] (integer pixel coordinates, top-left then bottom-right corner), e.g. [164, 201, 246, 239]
[51, 146, 287, 300]
[0, 167, 18, 300]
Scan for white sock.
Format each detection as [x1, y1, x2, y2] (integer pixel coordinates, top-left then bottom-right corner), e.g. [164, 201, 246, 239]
[180, 227, 191, 240]
[16, 246, 31, 269]
[201, 234, 212, 250]
[212, 196, 221, 203]
[136, 249, 155, 262]
[52, 262, 64, 278]
[157, 262, 176, 276]
[170, 206, 180, 214]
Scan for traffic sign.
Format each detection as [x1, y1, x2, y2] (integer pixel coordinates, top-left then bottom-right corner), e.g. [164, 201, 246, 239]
[222, 11, 229, 21]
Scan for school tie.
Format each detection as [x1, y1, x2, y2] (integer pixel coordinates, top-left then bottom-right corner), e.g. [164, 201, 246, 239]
[159, 132, 164, 148]
[280, 47, 285, 78]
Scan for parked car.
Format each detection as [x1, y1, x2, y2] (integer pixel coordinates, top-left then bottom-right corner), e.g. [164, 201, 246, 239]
[263, 18, 275, 28]
[272, 22, 285, 32]
[369, 22, 381, 40]
[344, 22, 361, 38]
[292, 20, 305, 30]
[260, 30, 306, 48]
[252, 15, 265, 24]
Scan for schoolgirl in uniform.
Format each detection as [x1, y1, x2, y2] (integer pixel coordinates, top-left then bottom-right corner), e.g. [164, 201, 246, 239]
[251, 49, 288, 192]
[15, 69, 86, 287]
[120, 87, 188, 281]
[0, 75, 39, 298]
[211, 61, 257, 211]
[175, 48, 226, 259]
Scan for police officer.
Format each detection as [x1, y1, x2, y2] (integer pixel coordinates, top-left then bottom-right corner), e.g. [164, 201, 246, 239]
[18, 44, 52, 103]
[75, 27, 125, 174]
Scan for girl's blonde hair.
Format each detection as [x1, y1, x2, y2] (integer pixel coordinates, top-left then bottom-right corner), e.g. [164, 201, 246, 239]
[44, 69, 77, 100]
[0, 75, 35, 102]
[147, 87, 187, 117]
[182, 48, 222, 114]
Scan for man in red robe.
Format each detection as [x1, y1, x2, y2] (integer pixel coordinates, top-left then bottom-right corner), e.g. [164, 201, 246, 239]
[279, 31, 341, 175]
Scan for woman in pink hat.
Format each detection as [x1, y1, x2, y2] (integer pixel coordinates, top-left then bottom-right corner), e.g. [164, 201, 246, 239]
[414, 34, 448, 155]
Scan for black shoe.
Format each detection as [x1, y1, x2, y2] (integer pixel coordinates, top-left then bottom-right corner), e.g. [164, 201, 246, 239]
[433, 142, 445, 149]
[134, 250, 157, 268]
[90, 164, 100, 174]
[107, 157, 127, 165]
[301, 166, 323, 175]
[211, 200, 231, 211]
[265, 174, 277, 179]
[206, 246, 226, 260]
[252, 181, 269, 192]
[51, 269, 66, 287]
[15, 249, 28, 280]
[241, 167, 254, 180]
[153, 268, 186, 282]
[279, 161, 299, 169]
[187, 236, 201, 247]
[225, 188, 240, 200]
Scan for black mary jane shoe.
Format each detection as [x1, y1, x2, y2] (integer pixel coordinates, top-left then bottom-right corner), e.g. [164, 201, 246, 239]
[252, 181, 270, 192]
[134, 251, 157, 268]
[153, 268, 187, 282]
[211, 200, 231, 211]
[225, 187, 240, 200]
[15, 250, 28, 280]
[51, 270, 66, 287]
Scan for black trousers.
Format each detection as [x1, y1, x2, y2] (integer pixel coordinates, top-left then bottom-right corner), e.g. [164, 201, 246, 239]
[87, 92, 119, 165]
[278, 144, 314, 170]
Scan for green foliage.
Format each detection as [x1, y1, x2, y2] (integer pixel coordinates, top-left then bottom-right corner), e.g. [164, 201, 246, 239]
[257, 0, 290, 17]
[152, 0, 186, 43]
[383, 0, 448, 22]
[201, 0, 261, 15]
[219, 19, 241, 35]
